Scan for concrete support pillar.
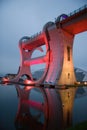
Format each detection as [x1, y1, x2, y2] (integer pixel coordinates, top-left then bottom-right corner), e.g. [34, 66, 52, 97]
[11, 42, 33, 82]
[45, 26, 76, 85]
[45, 27, 64, 83]
[57, 29, 76, 85]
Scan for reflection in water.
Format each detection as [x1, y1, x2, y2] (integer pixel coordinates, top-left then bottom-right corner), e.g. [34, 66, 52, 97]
[15, 86, 44, 130]
[58, 87, 76, 129]
[14, 85, 63, 130]
[0, 84, 86, 130]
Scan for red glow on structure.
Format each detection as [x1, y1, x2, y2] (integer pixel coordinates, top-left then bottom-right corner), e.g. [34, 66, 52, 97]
[24, 86, 33, 90]
[22, 100, 44, 111]
[22, 33, 45, 49]
[24, 50, 53, 66]
[24, 55, 47, 66]
[61, 9, 87, 34]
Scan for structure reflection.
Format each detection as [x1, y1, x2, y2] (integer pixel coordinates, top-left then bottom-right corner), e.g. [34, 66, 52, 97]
[15, 85, 44, 130]
[58, 87, 76, 129]
[15, 85, 76, 130]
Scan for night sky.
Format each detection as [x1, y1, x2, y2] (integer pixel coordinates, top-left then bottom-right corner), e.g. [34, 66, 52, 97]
[0, 0, 87, 74]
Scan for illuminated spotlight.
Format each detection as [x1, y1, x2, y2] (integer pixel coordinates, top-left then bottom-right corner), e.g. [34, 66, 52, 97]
[24, 79, 34, 90]
[74, 81, 81, 86]
[24, 79, 33, 85]
[78, 82, 81, 84]
[84, 81, 87, 85]
[2, 77, 9, 85]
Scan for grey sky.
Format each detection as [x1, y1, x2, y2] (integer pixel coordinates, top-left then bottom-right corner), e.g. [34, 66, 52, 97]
[0, 0, 87, 74]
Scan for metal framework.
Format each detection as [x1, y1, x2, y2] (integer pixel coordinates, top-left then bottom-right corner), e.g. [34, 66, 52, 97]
[10, 5, 87, 86]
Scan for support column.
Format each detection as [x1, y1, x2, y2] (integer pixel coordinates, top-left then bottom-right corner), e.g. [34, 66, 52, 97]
[11, 41, 33, 82]
[58, 29, 76, 85]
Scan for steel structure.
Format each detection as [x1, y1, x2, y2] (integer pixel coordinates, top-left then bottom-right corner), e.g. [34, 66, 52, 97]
[11, 5, 87, 85]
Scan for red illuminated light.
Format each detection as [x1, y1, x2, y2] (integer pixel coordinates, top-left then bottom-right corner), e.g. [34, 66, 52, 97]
[2, 77, 9, 85]
[24, 86, 33, 90]
[24, 79, 33, 84]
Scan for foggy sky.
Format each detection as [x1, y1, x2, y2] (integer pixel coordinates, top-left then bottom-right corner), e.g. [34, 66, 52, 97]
[0, 0, 87, 74]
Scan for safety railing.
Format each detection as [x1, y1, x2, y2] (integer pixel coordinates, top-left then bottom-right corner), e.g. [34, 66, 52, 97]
[68, 4, 87, 17]
[57, 5, 87, 22]
[25, 5, 87, 41]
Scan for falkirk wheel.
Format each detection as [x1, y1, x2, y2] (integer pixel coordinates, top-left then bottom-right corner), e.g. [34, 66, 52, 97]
[10, 14, 76, 85]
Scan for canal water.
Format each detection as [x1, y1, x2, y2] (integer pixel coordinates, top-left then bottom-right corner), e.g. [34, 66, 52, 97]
[0, 84, 87, 130]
